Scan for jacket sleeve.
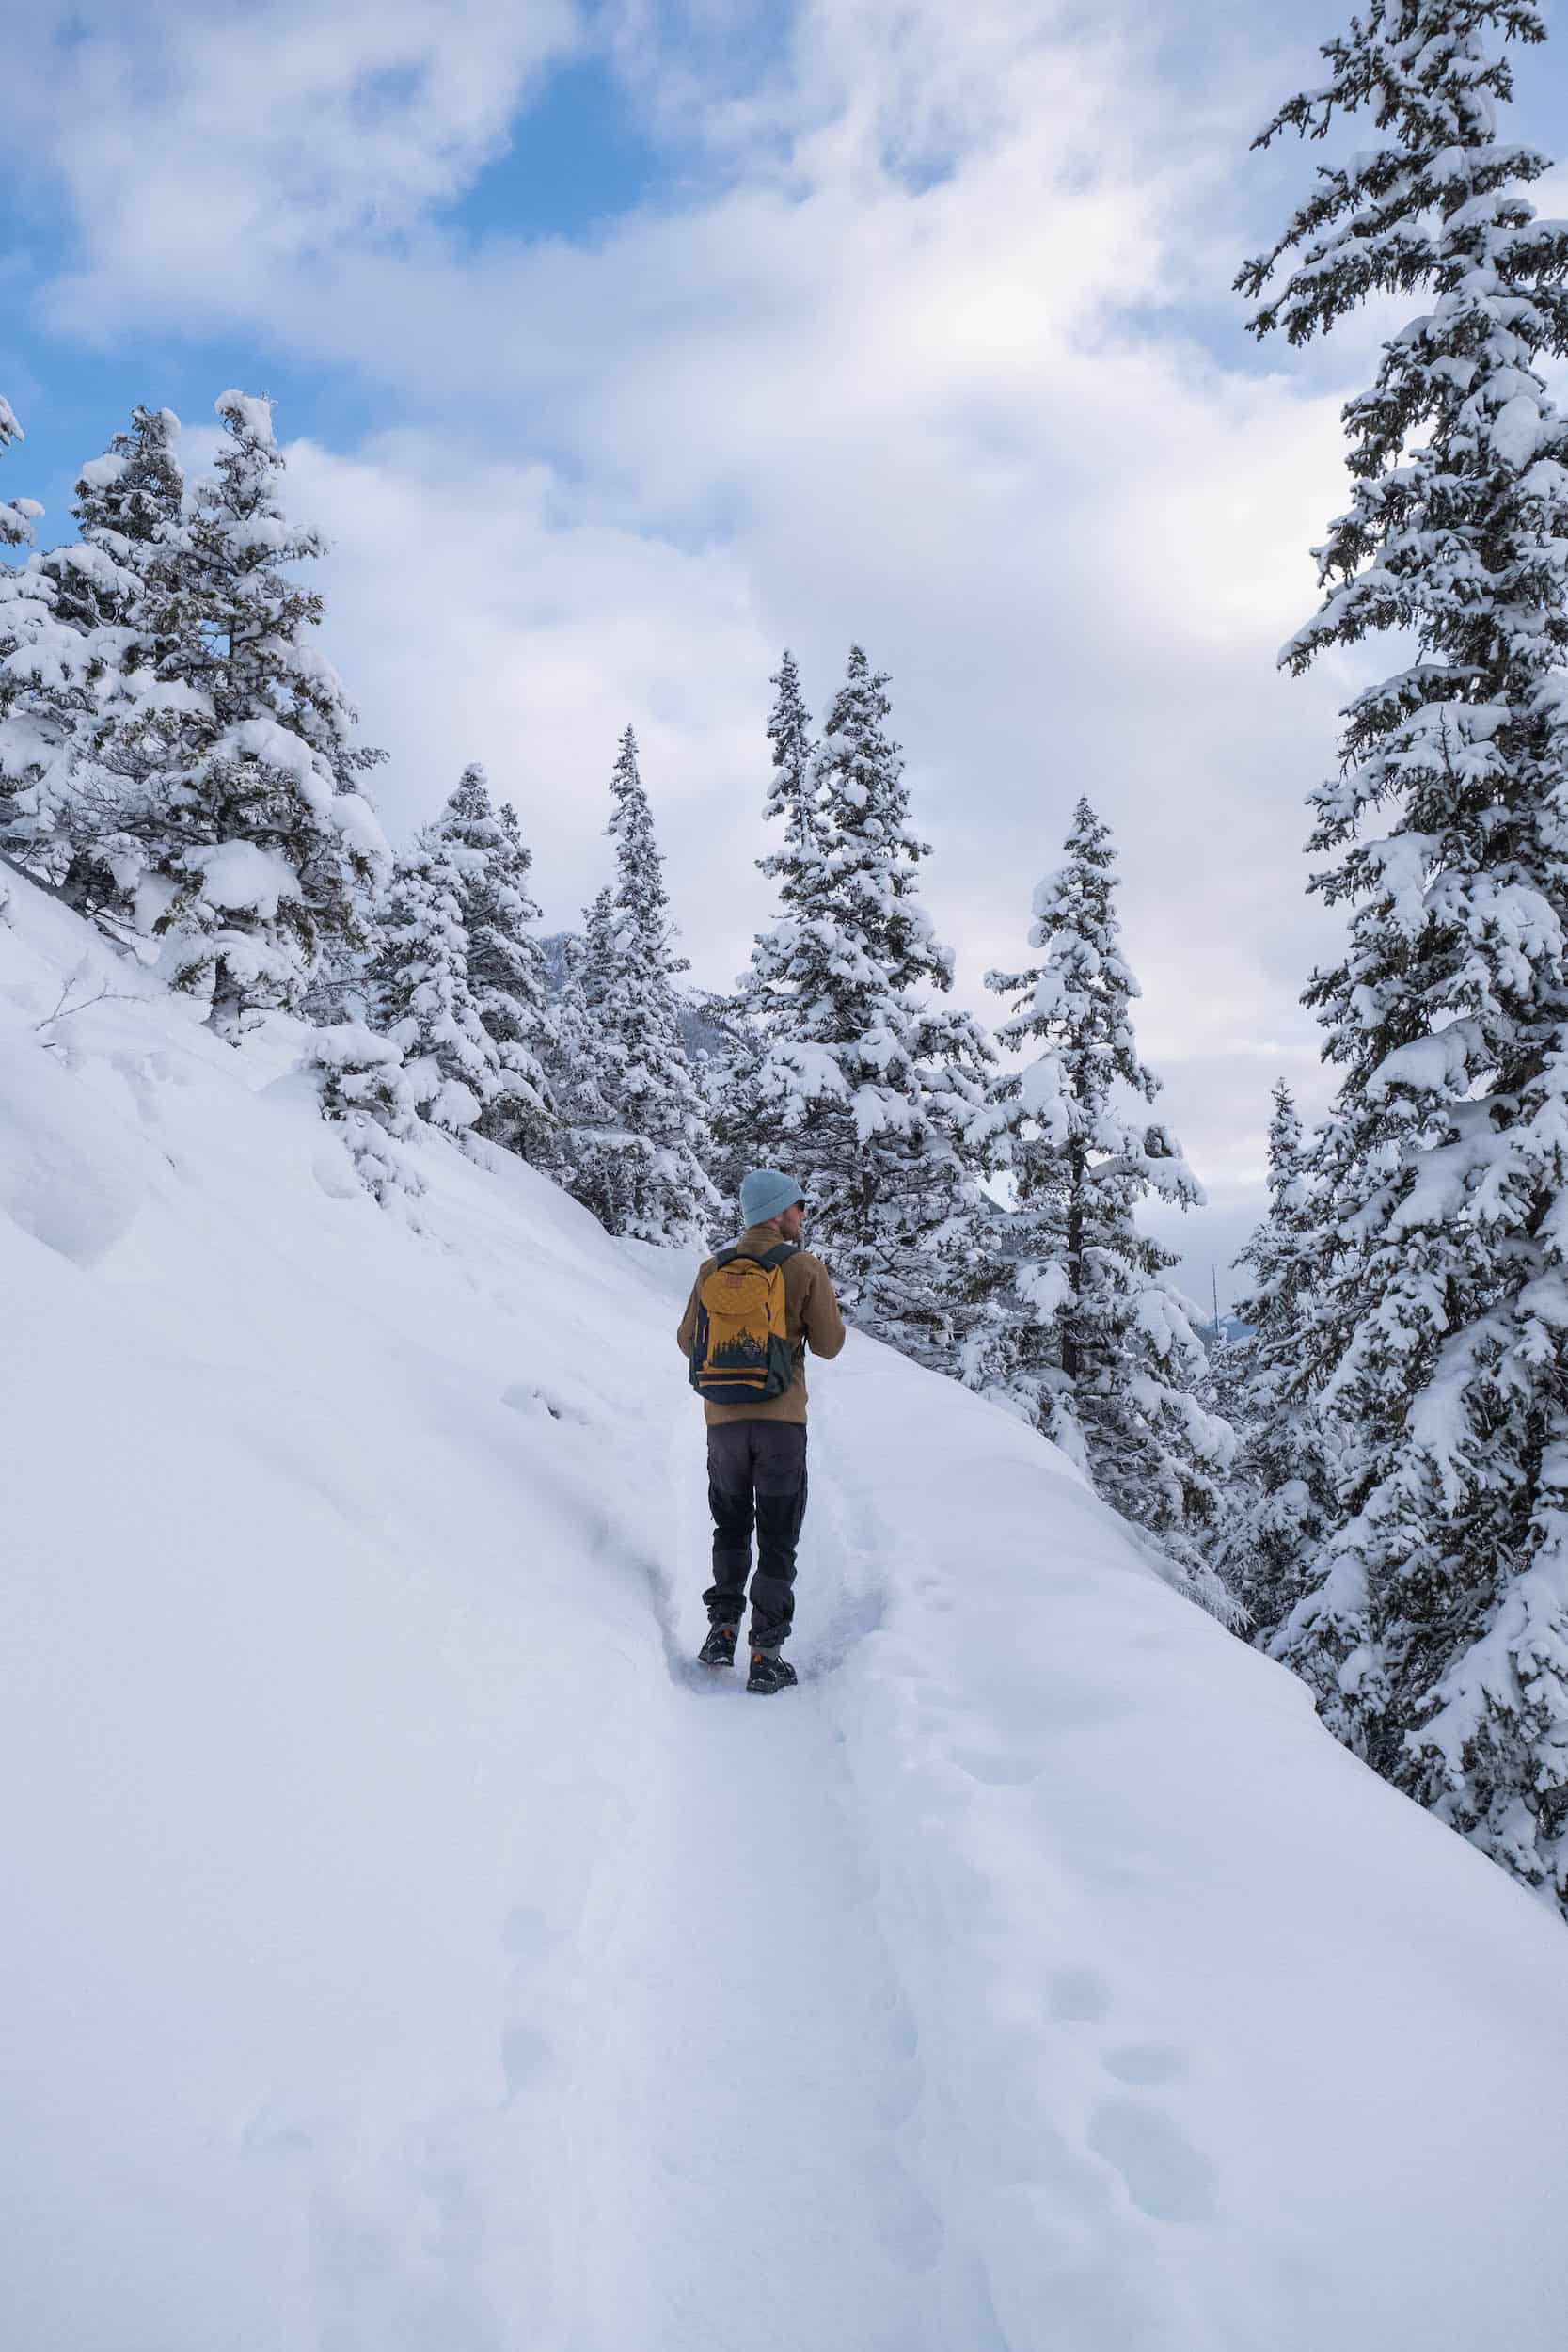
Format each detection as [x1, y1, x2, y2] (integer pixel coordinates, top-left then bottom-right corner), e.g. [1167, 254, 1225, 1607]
[801, 1259, 847, 1361]
[675, 1271, 704, 1358]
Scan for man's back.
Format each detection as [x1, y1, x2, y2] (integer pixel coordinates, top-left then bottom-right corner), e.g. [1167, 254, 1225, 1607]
[676, 1223, 846, 1426]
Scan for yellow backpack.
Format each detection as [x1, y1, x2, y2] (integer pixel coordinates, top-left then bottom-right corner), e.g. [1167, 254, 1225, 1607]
[688, 1242, 799, 1402]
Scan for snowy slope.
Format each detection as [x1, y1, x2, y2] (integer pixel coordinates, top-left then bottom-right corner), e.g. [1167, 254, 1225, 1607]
[4, 874, 1568, 2352]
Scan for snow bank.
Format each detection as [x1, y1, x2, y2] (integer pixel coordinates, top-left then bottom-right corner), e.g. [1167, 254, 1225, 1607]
[814, 1355, 1568, 2349]
[2, 874, 1567, 2352]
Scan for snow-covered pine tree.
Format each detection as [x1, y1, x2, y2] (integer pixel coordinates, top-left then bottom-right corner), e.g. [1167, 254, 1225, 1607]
[711, 651, 822, 1193]
[372, 819, 500, 1141]
[305, 1021, 424, 1204]
[425, 764, 556, 1165]
[976, 799, 1233, 1607]
[71, 392, 387, 1036]
[0, 395, 48, 833]
[1212, 1083, 1333, 1630]
[559, 732, 718, 1246]
[32, 407, 187, 914]
[748, 645, 993, 1360]
[688, 987, 767, 1216]
[947, 1115, 1072, 1445]
[760, 647, 822, 881]
[44, 405, 183, 638]
[0, 396, 101, 872]
[1240, 0, 1568, 1909]
[549, 884, 629, 1223]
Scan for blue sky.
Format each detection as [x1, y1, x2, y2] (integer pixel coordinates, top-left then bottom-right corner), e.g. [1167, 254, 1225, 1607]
[7, 0, 1568, 1298]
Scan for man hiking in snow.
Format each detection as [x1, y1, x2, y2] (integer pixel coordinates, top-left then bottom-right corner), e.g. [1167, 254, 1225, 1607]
[677, 1168, 846, 1693]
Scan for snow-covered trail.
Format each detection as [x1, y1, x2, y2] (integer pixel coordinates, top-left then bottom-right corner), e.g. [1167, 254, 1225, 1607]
[496, 1382, 952, 2352]
[7, 879, 1568, 2352]
[566, 1677, 939, 2351]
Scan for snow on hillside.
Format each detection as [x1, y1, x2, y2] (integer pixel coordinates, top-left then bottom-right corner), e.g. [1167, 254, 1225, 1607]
[4, 871, 1568, 2352]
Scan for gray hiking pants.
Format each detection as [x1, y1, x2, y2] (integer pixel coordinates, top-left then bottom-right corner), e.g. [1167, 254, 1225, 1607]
[702, 1421, 808, 1654]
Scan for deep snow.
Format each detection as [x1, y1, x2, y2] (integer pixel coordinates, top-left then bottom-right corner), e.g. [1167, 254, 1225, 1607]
[3, 872, 1568, 2352]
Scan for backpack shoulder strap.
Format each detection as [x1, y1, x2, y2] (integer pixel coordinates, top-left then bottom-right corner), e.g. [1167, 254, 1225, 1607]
[715, 1241, 799, 1271]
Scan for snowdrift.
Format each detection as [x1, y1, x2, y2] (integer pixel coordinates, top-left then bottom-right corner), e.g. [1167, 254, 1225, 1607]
[3, 871, 1567, 2352]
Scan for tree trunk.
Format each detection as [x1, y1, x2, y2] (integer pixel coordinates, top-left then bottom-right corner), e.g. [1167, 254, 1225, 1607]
[206, 960, 245, 1046]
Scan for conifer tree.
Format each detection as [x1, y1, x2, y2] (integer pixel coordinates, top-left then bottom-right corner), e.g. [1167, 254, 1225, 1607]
[0, 397, 98, 868]
[714, 651, 822, 1189]
[36, 407, 187, 914]
[1241, 0, 1568, 1907]
[0, 394, 50, 829]
[44, 406, 183, 637]
[977, 800, 1233, 1605]
[428, 764, 556, 1164]
[71, 392, 387, 1036]
[306, 1022, 424, 1204]
[749, 645, 992, 1358]
[759, 647, 822, 894]
[558, 732, 718, 1245]
[372, 828, 499, 1139]
[691, 987, 768, 1216]
[550, 885, 627, 1222]
[1212, 1083, 1333, 1629]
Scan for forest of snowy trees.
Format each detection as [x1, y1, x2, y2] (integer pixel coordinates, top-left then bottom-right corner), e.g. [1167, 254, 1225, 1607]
[4, 0, 1568, 1923]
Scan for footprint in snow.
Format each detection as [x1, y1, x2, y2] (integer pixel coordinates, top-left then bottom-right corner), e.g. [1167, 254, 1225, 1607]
[502, 1902, 557, 1963]
[1101, 2042, 1185, 2087]
[1046, 1967, 1111, 2023]
[501, 2022, 554, 2099]
[1086, 2097, 1216, 2224]
[860, 2143, 945, 2273]
[502, 1382, 588, 1426]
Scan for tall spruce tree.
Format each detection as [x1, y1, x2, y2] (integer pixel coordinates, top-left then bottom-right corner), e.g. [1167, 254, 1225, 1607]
[0, 397, 101, 869]
[0, 395, 51, 834]
[714, 650, 823, 1194]
[373, 825, 499, 1140]
[1241, 0, 1568, 1908]
[71, 392, 387, 1036]
[690, 986, 768, 1216]
[39, 407, 187, 914]
[1213, 1083, 1333, 1630]
[977, 800, 1233, 1606]
[748, 644, 992, 1360]
[429, 764, 556, 1164]
[44, 406, 183, 637]
[551, 884, 630, 1223]
[561, 731, 718, 1246]
[759, 648, 822, 894]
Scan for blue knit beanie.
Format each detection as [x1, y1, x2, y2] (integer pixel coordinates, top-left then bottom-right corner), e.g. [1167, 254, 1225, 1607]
[739, 1168, 804, 1227]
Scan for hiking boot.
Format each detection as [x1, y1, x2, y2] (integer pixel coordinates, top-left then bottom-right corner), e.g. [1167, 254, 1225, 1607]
[698, 1622, 739, 1670]
[746, 1649, 798, 1695]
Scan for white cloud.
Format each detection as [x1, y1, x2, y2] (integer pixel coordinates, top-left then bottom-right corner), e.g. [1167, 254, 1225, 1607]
[16, 0, 582, 333]
[283, 427, 778, 913]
